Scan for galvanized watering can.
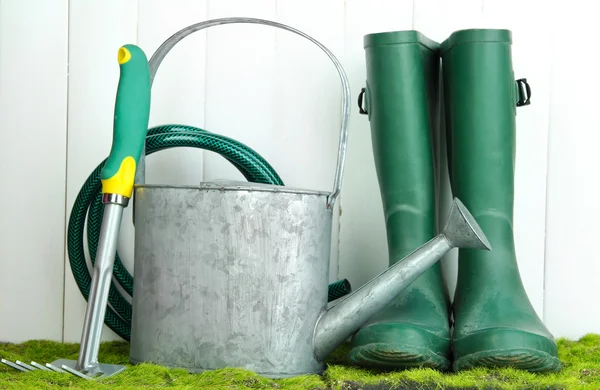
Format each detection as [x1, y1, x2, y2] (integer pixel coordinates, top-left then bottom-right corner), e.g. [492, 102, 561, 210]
[128, 18, 492, 378]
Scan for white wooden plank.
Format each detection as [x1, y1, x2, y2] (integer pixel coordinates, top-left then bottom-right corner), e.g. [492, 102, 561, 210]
[0, 0, 68, 343]
[63, 0, 138, 342]
[271, 0, 344, 192]
[272, 0, 345, 282]
[481, 0, 553, 325]
[138, 0, 207, 185]
[339, 0, 414, 290]
[203, 0, 277, 182]
[544, 0, 600, 339]
[114, 1, 209, 300]
[413, 0, 485, 43]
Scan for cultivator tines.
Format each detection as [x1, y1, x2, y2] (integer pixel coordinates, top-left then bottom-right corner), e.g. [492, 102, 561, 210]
[2, 356, 125, 379]
[1, 358, 66, 373]
[0, 44, 146, 382]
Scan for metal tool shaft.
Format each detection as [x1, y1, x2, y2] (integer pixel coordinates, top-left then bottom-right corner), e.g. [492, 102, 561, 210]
[76, 196, 127, 371]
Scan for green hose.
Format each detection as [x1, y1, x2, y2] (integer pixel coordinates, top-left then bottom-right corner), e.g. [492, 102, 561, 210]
[68, 124, 348, 341]
[328, 279, 352, 302]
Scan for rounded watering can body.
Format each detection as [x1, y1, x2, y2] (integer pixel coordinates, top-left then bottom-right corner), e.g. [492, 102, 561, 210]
[128, 17, 351, 378]
[130, 181, 333, 377]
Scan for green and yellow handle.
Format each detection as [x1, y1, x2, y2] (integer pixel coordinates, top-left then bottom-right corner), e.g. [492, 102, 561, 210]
[100, 44, 151, 199]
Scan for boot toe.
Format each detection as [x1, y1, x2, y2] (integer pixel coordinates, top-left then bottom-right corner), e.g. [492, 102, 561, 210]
[452, 328, 562, 373]
[349, 323, 451, 371]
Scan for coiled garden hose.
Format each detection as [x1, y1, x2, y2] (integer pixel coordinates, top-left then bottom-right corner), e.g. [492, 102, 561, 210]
[328, 279, 352, 302]
[68, 124, 350, 341]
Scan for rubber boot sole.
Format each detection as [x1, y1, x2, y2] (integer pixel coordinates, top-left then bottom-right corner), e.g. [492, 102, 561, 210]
[349, 324, 450, 370]
[452, 329, 561, 372]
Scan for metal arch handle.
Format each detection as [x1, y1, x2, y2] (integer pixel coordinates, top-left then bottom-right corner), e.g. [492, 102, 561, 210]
[141, 17, 351, 209]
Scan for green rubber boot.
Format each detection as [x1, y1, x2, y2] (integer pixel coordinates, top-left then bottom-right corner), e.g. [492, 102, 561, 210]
[439, 29, 561, 373]
[349, 31, 451, 371]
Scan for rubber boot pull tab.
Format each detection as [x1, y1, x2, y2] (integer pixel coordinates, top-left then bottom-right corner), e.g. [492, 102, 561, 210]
[516, 78, 531, 107]
[358, 87, 368, 115]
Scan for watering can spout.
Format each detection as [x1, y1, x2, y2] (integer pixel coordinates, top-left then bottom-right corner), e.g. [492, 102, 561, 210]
[312, 197, 491, 360]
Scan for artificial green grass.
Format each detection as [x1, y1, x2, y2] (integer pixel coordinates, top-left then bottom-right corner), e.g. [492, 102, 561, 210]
[1, 334, 599, 389]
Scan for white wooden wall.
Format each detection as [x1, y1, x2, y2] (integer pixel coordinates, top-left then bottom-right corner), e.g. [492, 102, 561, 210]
[0, 0, 596, 344]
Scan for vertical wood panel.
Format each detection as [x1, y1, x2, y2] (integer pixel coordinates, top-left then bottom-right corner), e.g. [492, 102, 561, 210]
[0, 0, 593, 344]
[271, 1, 344, 192]
[63, 0, 139, 342]
[138, 0, 207, 186]
[203, 0, 277, 182]
[481, 0, 552, 322]
[339, 0, 414, 289]
[272, 0, 345, 281]
[138, 0, 207, 189]
[412, 0, 484, 309]
[0, 0, 68, 342]
[413, 0, 484, 43]
[115, 1, 209, 292]
[544, 0, 599, 339]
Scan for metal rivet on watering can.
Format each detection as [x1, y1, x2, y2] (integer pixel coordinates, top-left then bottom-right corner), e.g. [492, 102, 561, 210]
[127, 17, 492, 379]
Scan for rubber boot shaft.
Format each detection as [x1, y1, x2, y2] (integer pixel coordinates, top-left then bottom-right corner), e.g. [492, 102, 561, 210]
[349, 31, 451, 371]
[440, 28, 561, 372]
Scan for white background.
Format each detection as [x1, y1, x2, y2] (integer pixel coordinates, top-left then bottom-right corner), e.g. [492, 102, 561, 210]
[0, 0, 597, 343]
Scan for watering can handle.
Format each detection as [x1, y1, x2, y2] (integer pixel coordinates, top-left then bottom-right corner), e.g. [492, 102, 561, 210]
[140, 17, 351, 209]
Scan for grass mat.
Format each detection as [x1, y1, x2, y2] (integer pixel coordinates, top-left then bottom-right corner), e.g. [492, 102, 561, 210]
[1, 334, 599, 389]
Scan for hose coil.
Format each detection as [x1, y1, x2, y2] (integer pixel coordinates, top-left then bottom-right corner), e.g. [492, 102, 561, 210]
[67, 124, 286, 341]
